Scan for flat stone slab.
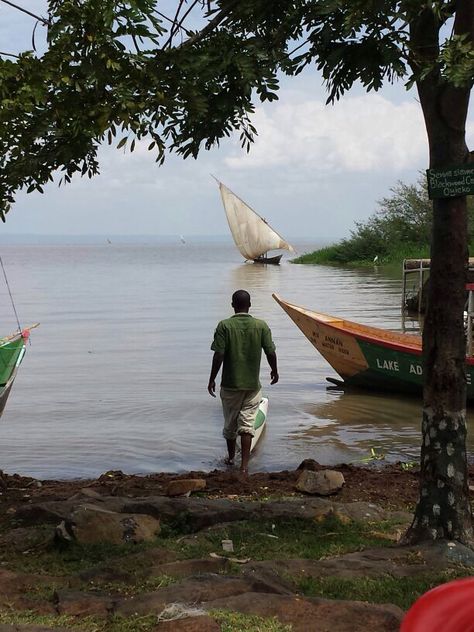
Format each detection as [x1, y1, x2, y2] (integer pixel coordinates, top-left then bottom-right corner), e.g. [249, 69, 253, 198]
[54, 572, 291, 618]
[117, 573, 291, 617]
[203, 592, 403, 632]
[15, 494, 404, 533]
[240, 541, 474, 582]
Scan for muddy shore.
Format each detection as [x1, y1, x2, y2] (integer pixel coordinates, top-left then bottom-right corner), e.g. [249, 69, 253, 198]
[0, 460, 428, 512]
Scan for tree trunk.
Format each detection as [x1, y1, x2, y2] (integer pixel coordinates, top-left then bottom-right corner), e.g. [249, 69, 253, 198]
[405, 3, 473, 544]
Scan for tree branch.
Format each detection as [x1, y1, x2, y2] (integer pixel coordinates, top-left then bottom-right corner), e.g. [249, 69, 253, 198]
[154, 9, 193, 36]
[168, 0, 201, 48]
[177, 0, 239, 49]
[163, 0, 187, 49]
[0, 0, 50, 26]
[453, 0, 474, 40]
[0, 50, 19, 58]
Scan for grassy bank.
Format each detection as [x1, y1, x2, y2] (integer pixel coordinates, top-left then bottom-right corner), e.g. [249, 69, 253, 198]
[292, 242, 431, 267]
[293, 177, 474, 267]
[0, 511, 472, 630]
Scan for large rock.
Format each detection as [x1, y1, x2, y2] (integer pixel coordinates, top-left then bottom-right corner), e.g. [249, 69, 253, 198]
[296, 469, 345, 495]
[16, 496, 126, 525]
[56, 504, 160, 545]
[297, 459, 321, 471]
[203, 593, 403, 632]
[166, 479, 206, 497]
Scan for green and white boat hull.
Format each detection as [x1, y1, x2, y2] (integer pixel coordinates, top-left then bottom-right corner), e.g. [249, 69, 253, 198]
[251, 397, 268, 452]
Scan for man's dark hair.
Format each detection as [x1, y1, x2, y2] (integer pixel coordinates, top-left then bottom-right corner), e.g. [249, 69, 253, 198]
[232, 289, 251, 310]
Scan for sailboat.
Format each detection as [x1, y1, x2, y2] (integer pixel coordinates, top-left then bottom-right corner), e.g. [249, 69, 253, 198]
[0, 325, 38, 417]
[215, 179, 295, 264]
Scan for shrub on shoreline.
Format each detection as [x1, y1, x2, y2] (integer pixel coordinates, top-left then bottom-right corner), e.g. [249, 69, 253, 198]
[294, 177, 474, 266]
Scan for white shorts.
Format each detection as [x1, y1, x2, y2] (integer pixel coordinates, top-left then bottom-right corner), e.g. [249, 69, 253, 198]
[220, 387, 261, 440]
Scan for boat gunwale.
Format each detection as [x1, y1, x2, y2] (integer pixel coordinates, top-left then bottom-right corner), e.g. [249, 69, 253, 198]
[0, 323, 39, 347]
[273, 294, 474, 366]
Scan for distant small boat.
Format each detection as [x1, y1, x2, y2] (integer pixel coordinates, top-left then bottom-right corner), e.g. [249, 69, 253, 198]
[179, 235, 186, 244]
[0, 325, 38, 417]
[215, 179, 295, 265]
[272, 294, 474, 400]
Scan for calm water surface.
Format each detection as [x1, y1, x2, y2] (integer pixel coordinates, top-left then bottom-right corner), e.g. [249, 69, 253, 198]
[1, 238, 472, 478]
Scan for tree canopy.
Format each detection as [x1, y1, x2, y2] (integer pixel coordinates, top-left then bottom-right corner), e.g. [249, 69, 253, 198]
[0, 0, 473, 220]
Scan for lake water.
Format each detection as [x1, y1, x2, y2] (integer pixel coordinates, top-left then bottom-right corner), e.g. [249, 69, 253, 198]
[1, 238, 473, 479]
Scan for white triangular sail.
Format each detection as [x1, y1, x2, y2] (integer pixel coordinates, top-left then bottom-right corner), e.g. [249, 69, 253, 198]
[217, 181, 295, 260]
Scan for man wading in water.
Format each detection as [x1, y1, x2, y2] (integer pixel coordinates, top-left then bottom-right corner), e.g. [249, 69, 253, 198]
[208, 290, 279, 476]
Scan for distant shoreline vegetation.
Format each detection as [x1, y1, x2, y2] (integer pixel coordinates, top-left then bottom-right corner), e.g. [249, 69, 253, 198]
[292, 177, 474, 267]
[292, 243, 431, 266]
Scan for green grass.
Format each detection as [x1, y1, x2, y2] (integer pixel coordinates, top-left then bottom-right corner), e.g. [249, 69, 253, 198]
[2, 530, 155, 575]
[298, 569, 471, 610]
[292, 242, 431, 267]
[0, 611, 167, 631]
[160, 516, 402, 562]
[212, 610, 292, 631]
[0, 610, 292, 632]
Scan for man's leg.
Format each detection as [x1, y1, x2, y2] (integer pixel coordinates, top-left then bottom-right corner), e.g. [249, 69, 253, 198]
[221, 388, 244, 467]
[237, 389, 262, 475]
[240, 433, 252, 474]
[226, 439, 236, 465]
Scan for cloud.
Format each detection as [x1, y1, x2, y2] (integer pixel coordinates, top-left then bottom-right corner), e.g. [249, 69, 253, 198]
[225, 94, 428, 172]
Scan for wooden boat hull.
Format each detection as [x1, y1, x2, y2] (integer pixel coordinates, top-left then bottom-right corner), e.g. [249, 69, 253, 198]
[273, 294, 474, 399]
[251, 397, 268, 452]
[0, 372, 18, 417]
[0, 338, 26, 418]
[253, 255, 282, 265]
[0, 327, 35, 419]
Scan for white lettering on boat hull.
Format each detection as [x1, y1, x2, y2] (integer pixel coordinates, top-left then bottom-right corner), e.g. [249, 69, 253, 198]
[376, 358, 399, 371]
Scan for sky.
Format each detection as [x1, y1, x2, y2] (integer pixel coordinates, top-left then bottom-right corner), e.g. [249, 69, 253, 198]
[0, 2, 473, 242]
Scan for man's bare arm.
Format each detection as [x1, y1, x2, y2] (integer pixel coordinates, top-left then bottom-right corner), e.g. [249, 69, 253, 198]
[208, 351, 224, 396]
[266, 351, 279, 385]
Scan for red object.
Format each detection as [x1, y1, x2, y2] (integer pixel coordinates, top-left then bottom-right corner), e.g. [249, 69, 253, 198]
[401, 577, 474, 632]
[21, 329, 30, 340]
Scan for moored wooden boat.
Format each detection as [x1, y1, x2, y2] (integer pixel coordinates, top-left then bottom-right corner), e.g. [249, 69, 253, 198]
[272, 294, 474, 399]
[0, 325, 38, 418]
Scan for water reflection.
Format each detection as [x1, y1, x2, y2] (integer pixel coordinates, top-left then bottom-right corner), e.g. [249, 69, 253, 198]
[289, 387, 474, 465]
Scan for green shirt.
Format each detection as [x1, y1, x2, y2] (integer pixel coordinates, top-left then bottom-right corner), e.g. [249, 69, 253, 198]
[211, 313, 276, 390]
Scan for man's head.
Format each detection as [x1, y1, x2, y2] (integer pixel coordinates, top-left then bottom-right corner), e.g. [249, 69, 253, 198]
[232, 289, 251, 313]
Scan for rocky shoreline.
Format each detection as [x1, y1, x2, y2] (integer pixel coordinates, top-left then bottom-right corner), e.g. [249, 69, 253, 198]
[0, 462, 473, 631]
